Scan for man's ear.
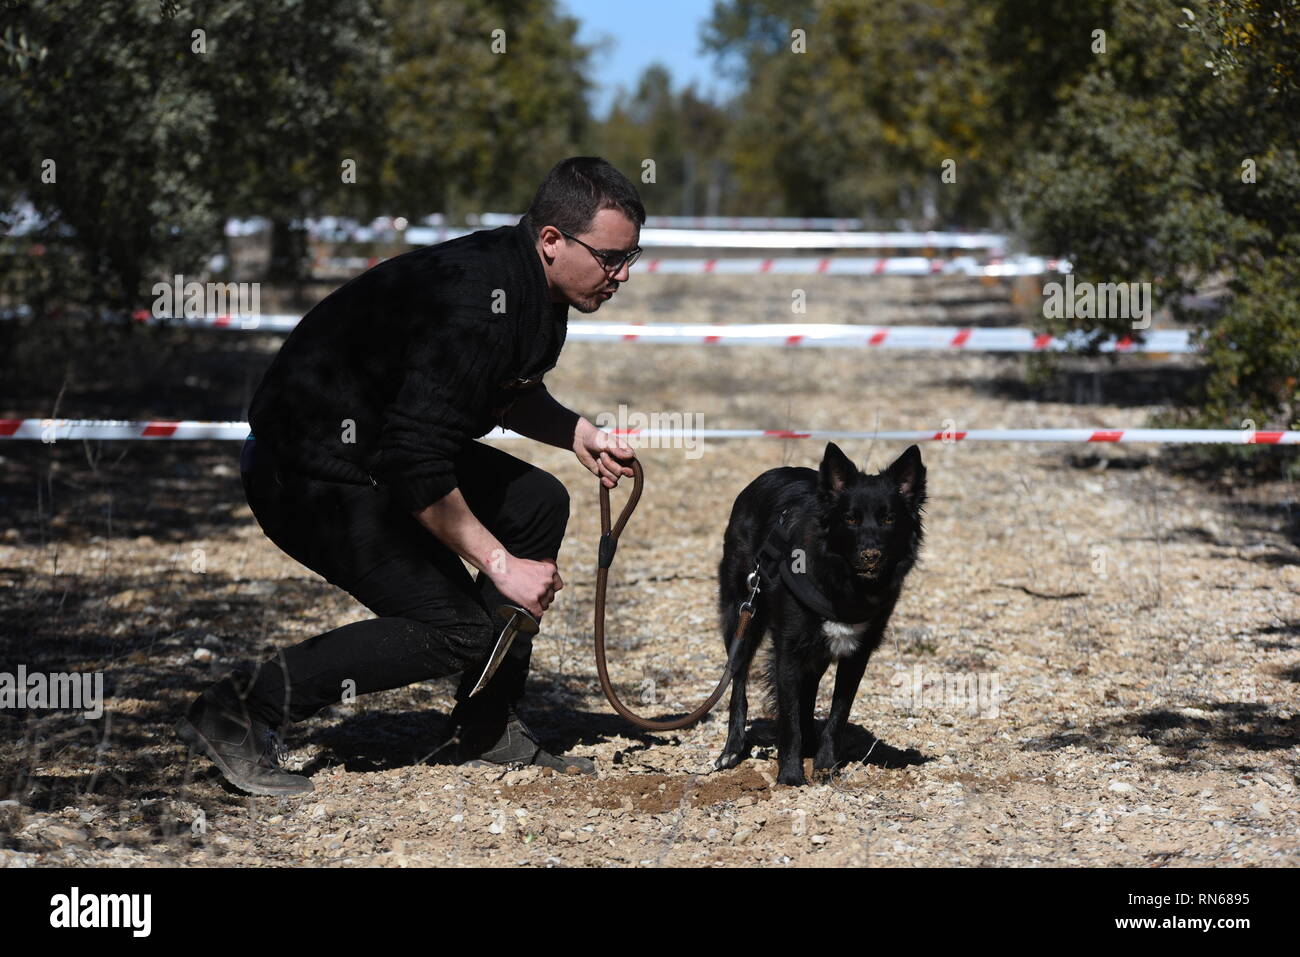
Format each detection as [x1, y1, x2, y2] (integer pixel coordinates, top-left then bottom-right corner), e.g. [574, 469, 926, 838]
[819, 442, 858, 493]
[537, 224, 564, 264]
[884, 444, 926, 509]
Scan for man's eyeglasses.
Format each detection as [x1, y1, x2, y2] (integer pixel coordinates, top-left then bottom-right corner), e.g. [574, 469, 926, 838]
[557, 228, 642, 274]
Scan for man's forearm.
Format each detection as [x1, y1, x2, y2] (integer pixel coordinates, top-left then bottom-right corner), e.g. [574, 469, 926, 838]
[501, 384, 581, 450]
[411, 488, 505, 576]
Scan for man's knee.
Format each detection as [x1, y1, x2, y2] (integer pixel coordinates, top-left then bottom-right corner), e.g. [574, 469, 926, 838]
[522, 468, 570, 544]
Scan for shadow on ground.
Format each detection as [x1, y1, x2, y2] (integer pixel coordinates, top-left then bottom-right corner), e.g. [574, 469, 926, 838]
[968, 360, 1207, 408]
[1024, 702, 1299, 768]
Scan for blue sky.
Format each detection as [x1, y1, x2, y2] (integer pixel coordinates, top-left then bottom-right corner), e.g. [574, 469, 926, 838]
[559, 0, 738, 117]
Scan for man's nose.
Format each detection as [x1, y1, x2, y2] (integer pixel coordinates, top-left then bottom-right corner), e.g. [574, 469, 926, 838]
[611, 260, 632, 282]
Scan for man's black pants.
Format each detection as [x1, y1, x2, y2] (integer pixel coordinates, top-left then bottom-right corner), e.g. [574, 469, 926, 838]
[231, 434, 570, 733]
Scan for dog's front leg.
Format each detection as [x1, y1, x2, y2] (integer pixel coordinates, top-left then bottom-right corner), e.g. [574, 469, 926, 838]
[774, 650, 807, 786]
[716, 601, 766, 771]
[716, 664, 750, 770]
[815, 650, 870, 772]
[799, 670, 822, 758]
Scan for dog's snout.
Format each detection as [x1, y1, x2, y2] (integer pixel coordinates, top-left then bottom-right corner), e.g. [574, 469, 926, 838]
[853, 548, 883, 579]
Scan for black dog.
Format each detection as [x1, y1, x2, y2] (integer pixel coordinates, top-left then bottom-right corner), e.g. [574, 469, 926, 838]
[715, 443, 926, 786]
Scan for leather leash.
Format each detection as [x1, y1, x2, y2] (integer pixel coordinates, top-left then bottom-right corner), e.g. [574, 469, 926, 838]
[593, 458, 751, 731]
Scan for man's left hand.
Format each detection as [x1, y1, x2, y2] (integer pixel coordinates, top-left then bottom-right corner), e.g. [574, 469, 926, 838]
[574, 417, 636, 488]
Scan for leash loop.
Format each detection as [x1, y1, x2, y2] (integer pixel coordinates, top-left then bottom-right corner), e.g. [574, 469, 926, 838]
[593, 458, 744, 731]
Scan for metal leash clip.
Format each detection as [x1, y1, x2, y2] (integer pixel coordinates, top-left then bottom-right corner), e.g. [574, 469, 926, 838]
[739, 567, 762, 615]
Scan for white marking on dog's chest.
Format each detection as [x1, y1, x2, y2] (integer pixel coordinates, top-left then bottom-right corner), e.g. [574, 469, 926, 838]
[821, 620, 870, 659]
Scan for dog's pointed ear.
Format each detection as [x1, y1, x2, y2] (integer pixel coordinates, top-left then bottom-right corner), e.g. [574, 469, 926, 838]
[819, 442, 857, 493]
[884, 444, 926, 508]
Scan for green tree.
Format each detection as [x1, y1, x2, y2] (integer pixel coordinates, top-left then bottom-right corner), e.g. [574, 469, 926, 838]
[186, 0, 387, 282]
[595, 64, 731, 216]
[1010, 0, 1299, 430]
[705, 0, 1297, 435]
[701, 0, 1033, 224]
[378, 0, 594, 218]
[0, 0, 386, 310]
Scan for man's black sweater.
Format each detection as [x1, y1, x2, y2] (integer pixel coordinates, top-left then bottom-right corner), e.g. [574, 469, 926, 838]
[247, 218, 569, 513]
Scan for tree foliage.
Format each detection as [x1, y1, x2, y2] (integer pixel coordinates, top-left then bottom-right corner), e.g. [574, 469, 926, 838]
[1010, 0, 1299, 429]
[704, 0, 1299, 430]
[0, 0, 387, 308]
[0, 0, 596, 306]
[378, 0, 593, 216]
[594, 64, 731, 217]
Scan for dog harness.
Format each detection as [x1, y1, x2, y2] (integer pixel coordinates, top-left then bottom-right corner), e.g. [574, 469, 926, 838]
[749, 509, 845, 621]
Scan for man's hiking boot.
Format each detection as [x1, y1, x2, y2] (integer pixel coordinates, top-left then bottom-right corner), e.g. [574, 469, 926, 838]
[456, 706, 595, 775]
[176, 681, 314, 796]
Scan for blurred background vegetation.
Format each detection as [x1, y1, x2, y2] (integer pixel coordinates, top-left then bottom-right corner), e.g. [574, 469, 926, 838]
[1, 0, 1296, 439]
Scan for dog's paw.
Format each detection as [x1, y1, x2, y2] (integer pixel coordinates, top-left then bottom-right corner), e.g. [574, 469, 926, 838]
[812, 750, 840, 772]
[714, 751, 743, 771]
[776, 766, 807, 787]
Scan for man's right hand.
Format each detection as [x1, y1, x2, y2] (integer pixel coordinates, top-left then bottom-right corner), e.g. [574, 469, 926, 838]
[488, 552, 563, 619]
[414, 491, 563, 619]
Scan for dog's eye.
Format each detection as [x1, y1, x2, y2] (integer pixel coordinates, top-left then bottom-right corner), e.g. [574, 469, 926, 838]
[879, 510, 893, 525]
[844, 513, 859, 525]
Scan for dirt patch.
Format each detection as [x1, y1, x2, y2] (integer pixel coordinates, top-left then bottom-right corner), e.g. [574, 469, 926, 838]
[497, 764, 773, 816]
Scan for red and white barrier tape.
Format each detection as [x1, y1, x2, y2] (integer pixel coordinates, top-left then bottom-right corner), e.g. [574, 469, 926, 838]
[634, 255, 1055, 273]
[470, 216, 1010, 248]
[303, 228, 1013, 251]
[589, 428, 1296, 445]
[105, 312, 1191, 354]
[563, 323, 1189, 354]
[1, 420, 1293, 444]
[248, 213, 1008, 242]
[583, 228, 1006, 251]
[311, 254, 1062, 276]
[318, 223, 1010, 251]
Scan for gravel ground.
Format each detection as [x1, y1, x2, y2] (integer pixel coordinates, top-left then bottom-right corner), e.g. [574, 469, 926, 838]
[1, 274, 1297, 867]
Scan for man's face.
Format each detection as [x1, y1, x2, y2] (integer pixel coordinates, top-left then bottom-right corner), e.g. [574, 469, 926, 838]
[538, 208, 640, 313]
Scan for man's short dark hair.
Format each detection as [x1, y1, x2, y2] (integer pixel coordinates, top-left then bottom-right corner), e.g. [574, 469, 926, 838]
[522, 156, 646, 242]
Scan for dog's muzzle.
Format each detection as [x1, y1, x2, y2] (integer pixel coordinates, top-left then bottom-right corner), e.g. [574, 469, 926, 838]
[855, 548, 883, 578]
